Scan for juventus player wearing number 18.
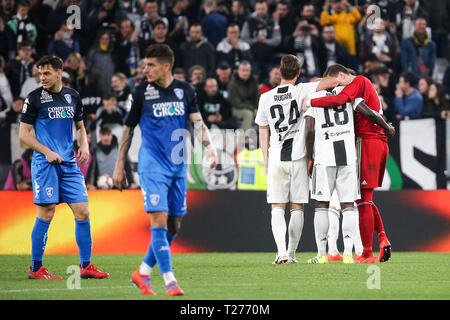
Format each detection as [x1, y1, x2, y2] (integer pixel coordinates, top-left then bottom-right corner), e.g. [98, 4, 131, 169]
[303, 64, 395, 263]
[255, 55, 339, 264]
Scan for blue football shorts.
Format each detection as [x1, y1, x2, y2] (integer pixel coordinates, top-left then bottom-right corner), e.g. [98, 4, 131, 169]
[139, 172, 187, 216]
[31, 161, 89, 205]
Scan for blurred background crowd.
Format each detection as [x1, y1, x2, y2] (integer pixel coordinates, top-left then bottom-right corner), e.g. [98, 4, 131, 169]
[1, 0, 449, 191]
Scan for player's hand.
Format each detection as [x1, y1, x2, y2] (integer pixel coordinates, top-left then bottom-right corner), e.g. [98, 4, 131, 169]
[205, 145, 218, 169]
[301, 98, 310, 112]
[45, 150, 63, 165]
[78, 142, 90, 163]
[113, 165, 128, 191]
[307, 159, 314, 178]
[385, 122, 395, 137]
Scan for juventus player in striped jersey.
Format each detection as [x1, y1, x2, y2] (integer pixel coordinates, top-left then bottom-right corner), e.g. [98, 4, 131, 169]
[255, 55, 340, 264]
[304, 71, 395, 264]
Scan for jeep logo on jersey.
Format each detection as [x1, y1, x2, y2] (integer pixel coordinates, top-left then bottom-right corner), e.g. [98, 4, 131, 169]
[174, 88, 184, 100]
[152, 101, 185, 117]
[48, 106, 75, 119]
[64, 94, 72, 104]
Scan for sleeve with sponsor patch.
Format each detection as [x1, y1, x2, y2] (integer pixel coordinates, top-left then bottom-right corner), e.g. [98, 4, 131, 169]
[20, 95, 38, 125]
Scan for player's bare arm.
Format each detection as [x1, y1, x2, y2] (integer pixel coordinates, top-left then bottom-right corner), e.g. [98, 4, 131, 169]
[75, 120, 90, 163]
[305, 116, 315, 178]
[355, 101, 395, 137]
[189, 112, 218, 169]
[19, 122, 63, 164]
[113, 125, 135, 190]
[315, 77, 340, 92]
[258, 125, 269, 173]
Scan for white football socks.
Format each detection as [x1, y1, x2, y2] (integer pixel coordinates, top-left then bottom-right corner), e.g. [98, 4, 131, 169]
[314, 208, 329, 256]
[342, 207, 362, 256]
[327, 208, 340, 256]
[271, 206, 287, 257]
[287, 209, 304, 257]
[139, 261, 153, 276]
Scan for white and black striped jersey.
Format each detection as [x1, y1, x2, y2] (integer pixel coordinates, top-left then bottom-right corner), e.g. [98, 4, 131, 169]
[304, 86, 364, 166]
[255, 81, 320, 161]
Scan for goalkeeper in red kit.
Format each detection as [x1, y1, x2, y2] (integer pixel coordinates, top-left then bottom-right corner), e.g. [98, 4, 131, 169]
[302, 64, 395, 263]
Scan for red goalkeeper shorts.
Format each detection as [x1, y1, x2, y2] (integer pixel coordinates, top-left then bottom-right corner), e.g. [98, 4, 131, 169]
[357, 137, 389, 189]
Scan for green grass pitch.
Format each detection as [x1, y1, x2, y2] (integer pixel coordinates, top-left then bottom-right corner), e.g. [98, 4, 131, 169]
[0, 252, 449, 300]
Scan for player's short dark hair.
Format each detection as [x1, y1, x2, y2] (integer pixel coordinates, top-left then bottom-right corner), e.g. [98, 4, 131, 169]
[103, 92, 117, 100]
[400, 72, 417, 87]
[323, 63, 354, 77]
[36, 55, 64, 71]
[280, 54, 300, 80]
[99, 126, 112, 135]
[145, 44, 174, 68]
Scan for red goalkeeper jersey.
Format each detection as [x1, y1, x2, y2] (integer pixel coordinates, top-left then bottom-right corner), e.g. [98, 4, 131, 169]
[310, 75, 386, 139]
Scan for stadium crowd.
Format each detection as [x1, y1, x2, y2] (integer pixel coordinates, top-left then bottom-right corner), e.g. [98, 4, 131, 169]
[1, 0, 450, 190]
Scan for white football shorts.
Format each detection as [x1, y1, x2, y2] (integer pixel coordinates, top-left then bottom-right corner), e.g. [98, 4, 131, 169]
[266, 157, 309, 204]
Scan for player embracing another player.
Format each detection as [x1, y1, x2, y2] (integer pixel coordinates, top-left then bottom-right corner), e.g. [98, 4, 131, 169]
[255, 54, 341, 264]
[302, 64, 395, 263]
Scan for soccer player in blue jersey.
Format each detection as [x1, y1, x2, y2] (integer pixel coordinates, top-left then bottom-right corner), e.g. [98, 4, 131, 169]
[19, 55, 109, 280]
[113, 44, 218, 296]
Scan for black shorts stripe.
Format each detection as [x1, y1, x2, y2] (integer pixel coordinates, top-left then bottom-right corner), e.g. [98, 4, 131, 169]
[333, 140, 347, 166]
[280, 138, 293, 161]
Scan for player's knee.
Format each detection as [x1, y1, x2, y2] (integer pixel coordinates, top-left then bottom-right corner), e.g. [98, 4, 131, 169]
[167, 216, 182, 236]
[37, 204, 56, 221]
[76, 207, 90, 221]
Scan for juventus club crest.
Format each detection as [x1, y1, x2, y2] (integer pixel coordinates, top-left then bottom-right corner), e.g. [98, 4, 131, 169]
[174, 88, 184, 100]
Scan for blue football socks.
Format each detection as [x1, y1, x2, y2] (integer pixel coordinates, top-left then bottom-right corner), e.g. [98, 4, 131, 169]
[143, 228, 177, 269]
[31, 217, 50, 272]
[75, 219, 92, 269]
[149, 227, 173, 274]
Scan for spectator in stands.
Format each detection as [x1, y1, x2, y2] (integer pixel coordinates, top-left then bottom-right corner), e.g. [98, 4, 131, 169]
[393, 0, 429, 41]
[285, 19, 323, 81]
[360, 17, 398, 70]
[128, 58, 146, 89]
[113, 18, 139, 78]
[118, 0, 143, 21]
[188, 64, 206, 89]
[418, 76, 433, 100]
[422, 82, 450, 119]
[443, 66, 450, 98]
[1, 0, 16, 24]
[216, 23, 251, 71]
[2, 96, 24, 124]
[319, 24, 350, 69]
[394, 72, 423, 120]
[241, 0, 281, 83]
[90, 126, 136, 189]
[111, 72, 131, 113]
[20, 63, 39, 98]
[229, 0, 248, 30]
[362, 54, 382, 78]
[4, 41, 33, 98]
[198, 77, 236, 129]
[301, 3, 321, 32]
[3, 148, 32, 190]
[147, 19, 180, 68]
[173, 67, 186, 81]
[48, 22, 80, 61]
[320, 0, 361, 70]
[227, 60, 259, 131]
[400, 17, 436, 77]
[86, 0, 127, 41]
[80, 69, 103, 132]
[63, 52, 85, 91]
[421, 0, 449, 59]
[0, 55, 13, 108]
[95, 92, 124, 128]
[0, 93, 7, 125]
[180, 23, 216, 77]
[47, 0, 82, 35]
[201, 0, 227, 48]
[86, 30, 115, 93]
[259, 65, 280, 94]
[6, 0, 37, 50]
[27, 0, 51, 55]
[137, 0, 168, 55]
[0, 12, 11, 61]
[167, 0, 190, 44]
[273, 0, 295, 53]
[215, 60, 231, 99]
[373, 81, 395, 123]
[371, 66, 396, 103]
